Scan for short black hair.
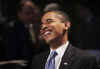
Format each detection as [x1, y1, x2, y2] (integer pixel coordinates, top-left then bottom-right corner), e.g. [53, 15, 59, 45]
[43, 10, 70, 23]
[16, 0, 33, 12]
[44, 3, 61, 12]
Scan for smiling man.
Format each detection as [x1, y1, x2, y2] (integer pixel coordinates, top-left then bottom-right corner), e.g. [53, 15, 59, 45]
[32, 10, 98, 69]
[40, 11, 70, 47]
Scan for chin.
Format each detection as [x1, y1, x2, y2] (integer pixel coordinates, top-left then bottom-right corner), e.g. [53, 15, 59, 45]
[45, 39, 51, 44]
[44, 34, 57, 43]
[45, 37, 56, 44]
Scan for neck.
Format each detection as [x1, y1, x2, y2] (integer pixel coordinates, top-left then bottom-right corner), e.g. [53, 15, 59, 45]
[50, 32, 68, 50]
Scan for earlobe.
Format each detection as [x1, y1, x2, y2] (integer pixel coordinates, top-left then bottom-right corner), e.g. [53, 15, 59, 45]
[64, 21, 71, 30]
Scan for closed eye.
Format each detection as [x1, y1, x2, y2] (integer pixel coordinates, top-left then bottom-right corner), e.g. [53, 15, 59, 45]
[46, 19, 55, 24]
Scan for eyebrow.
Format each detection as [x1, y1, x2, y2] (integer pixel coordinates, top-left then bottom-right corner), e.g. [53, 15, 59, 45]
[46, 18, 54, 22]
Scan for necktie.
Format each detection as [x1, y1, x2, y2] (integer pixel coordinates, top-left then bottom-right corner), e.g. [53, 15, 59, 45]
[45, 51, 57, 69]
[28, 24, 36, 43]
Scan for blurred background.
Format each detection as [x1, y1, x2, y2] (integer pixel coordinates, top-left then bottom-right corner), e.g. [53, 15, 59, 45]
[0, 0, 100, 69]
[0, 0, 100, 49]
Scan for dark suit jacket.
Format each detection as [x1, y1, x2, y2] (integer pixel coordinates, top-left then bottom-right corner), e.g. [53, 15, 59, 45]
[6, 20, 33, 60]
[32, 43, 99, 69]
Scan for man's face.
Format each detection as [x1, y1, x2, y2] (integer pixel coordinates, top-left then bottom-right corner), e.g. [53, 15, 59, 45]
[40, 12, 67, 44]
[18, 7, 34, 24]
[18, 2, 40, 24]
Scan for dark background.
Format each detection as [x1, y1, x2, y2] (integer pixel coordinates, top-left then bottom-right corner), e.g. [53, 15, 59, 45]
[0, 1, 100, 69]
[0, 0, 100, 56]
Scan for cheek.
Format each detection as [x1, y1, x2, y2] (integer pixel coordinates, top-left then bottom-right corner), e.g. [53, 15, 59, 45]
[55, 24, 65, 34]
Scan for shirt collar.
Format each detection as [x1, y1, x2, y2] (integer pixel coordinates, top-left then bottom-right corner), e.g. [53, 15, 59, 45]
[50, 41, 69, 57]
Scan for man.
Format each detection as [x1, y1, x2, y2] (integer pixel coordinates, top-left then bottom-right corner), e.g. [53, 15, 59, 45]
[6, 0, 41, 61]
[32, 10, 98, 69]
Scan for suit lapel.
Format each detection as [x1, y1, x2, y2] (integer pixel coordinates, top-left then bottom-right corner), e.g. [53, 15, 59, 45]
[59, 44, 76, 69]
[41, 51, 50, 69]
[41, 44, 77, 69]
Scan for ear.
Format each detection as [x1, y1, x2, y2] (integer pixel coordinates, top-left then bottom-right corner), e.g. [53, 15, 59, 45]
[64, 21, 71, 30]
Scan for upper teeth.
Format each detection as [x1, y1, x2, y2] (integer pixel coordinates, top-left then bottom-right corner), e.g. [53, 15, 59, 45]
[44, 31, 51, 35]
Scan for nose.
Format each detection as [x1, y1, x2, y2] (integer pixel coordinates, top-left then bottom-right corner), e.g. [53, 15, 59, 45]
[41, 24, 48, 30]
[40, 24, 48, 35]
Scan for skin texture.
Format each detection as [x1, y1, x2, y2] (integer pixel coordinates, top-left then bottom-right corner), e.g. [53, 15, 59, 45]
[40, 11, 70, 49]
[18, 1, 40, 24]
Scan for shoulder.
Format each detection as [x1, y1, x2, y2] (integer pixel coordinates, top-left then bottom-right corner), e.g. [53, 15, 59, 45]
[68, 45, 97, 62]
[71, 46, 99, 68]
[72, 46, 97, 63]
[71, 46, 96, 57]
[31, 51, 49, 69]
[32, 51, 49, 62]
[34, 51, 49, 57]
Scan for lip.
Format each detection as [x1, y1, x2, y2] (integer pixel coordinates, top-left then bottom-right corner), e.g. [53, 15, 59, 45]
[44, 31, 51, 36]
[40, 28, 52, 37]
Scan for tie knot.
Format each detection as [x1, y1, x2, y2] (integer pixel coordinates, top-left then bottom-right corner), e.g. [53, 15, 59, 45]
[45, 51, 57, 69]
[50, 51, 57, 58]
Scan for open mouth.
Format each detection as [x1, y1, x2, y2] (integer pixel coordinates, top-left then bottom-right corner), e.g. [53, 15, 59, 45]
[44, 31, 51, 36]
[41, 28, 52, 37]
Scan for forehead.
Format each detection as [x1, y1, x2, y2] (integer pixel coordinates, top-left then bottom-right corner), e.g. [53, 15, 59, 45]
[24, 1, 35, 8]
[42, 12, 62, 22]
[21, 1, 37, 11]
[43, 12, 57, 19]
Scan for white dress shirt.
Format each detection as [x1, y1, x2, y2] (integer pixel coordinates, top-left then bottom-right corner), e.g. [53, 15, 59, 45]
[24, 24, 36, 43]
[45, 41, 69, 69]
